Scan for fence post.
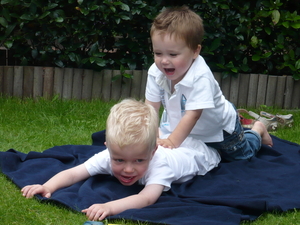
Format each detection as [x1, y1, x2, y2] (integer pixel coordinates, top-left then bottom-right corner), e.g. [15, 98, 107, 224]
[43, 67, 54, 99]
[247, 74, 259, 108]
[33, 67, 43, 98]
[221, 76, 231, 100]
[291, 80, 300, 109]
[237, 73, 250, 107]
[82, 69, 93, 100]
[53, 67, 64, 99]
[275, 76, 286, 108]
[256, 74, 268, 107]
[23, 66, 34, 98]
[72, 68, 83, 99]
[139, 70, 148, 100]
[265, 75, 277, 107]
[91, 70, 103, 99]
[62, 68, 73, 99]
[13, 66, 23, 98]
[120, 70, 132, 99]
[0, 66, 3, 94]
[229, 75, 240, 106]
[284, 76, 294, 109]
[130, 70, 142, 99]
[102, 70, 112, 101]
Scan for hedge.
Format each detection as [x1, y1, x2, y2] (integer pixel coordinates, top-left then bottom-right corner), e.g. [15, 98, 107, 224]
[0, 0, 299, 79]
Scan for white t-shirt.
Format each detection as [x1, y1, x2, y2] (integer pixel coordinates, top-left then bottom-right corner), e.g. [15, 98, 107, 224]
[84, 136, 220, 191]
[145, 55, 236, 143]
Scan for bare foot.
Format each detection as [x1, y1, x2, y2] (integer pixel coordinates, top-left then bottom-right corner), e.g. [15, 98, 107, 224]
[252, 121, 273, 147]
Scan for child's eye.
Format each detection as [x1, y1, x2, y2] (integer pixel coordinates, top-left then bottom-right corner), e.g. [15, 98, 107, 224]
[114, 159, 124, 163]
[154, 52, 161, 56]
[136, 159, 144, 163]
[170, 54, 177, 57]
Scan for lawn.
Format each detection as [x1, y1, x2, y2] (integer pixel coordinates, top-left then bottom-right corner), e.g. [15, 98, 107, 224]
[0, 96, 299, 225]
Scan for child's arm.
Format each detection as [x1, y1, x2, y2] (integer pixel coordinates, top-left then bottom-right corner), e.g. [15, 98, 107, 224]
[145, 99, 161, 115]
[158, 109, 202, 148]
[82, 184, 164, 221]
[21, 164, 90, 198]
[145, 99, 161, 137]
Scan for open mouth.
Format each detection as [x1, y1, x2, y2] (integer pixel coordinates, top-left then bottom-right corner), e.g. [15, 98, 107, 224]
[164, 68, 175, 75]
[119, 175, 136, 184]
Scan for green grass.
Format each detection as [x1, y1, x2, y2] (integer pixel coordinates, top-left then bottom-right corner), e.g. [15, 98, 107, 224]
[0, 97, 299, 225]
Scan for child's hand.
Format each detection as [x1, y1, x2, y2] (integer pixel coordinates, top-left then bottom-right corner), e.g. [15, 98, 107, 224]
[21, 184, 52, 198]
[82, 203, 112, 221]
[157, 138, 175, 149]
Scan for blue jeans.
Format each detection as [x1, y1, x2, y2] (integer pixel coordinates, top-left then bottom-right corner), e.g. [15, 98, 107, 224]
[206, 114, 262, 161]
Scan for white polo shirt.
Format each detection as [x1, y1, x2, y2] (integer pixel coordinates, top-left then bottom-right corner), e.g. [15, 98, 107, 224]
[84, 136, 220, 191]
[145, 55, 236, 143]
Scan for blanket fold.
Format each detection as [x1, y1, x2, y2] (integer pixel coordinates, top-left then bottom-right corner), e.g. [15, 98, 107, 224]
[1, 130, 300, 225]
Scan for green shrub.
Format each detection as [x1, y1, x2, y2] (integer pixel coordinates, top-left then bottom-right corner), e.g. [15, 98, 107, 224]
[0, 0, 299, 79]
[189, 0, 300, 79]
[0, 0, 159, 70]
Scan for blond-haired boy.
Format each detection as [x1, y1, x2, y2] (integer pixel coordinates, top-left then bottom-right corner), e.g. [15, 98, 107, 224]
[21, 99, 220, 221]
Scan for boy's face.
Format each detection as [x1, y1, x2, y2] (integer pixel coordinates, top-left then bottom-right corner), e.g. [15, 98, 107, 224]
[108, 143, 156, 186]
[152, 31, 201, 84]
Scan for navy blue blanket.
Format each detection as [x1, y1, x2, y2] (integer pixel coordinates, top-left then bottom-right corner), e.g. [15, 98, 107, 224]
[1, 130, 300, 225]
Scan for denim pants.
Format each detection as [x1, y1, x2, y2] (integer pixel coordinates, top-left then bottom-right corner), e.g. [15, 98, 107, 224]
[206, 115, 262, 161]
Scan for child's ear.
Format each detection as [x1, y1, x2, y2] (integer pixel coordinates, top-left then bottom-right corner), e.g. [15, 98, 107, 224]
[151, 145, 158, 158]
[193, 44, 201, 58]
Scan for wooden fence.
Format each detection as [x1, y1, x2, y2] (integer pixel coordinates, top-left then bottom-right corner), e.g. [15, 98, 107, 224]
[0, 66, 299, 109]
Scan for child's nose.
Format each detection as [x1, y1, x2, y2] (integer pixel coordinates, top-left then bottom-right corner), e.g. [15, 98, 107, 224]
[123, 163, 134, 173]
[161, 57, 169, 65]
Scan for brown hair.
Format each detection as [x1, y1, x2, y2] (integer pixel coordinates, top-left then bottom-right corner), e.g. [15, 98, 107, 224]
[150, 6, 204, 50]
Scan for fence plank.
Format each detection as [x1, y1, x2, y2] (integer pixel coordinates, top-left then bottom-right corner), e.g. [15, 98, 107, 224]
[237, 74, 250, 107]
[291, 80, 300, 109]
[275, 76, 286, 108]
[3, 66, 14, 96]
[283, 76, 294, 109]
[82, 69, 93, 100]
[0, 66, 4, 93]
[140, 70, 148, 99]
[111, 70, 122, 100]
[120, 70, 132, 99]
[131, 70, 142, 99]
[53, 67, 64, 99]
[23, 66, 34, 98]
[265, 76, 277, 107]
[247, 74, 259, 107]
[13, 66, 23, 97]
[91, 71, 103, 99]
[102, 70, 112, 101]
[72, 69, 83, 99]
[213, 72, 222, 87]
[229, 75, 240, 106]
[221, 76, 231, 100]
[33, 67, 43, 98]
[62, 68, 73, 99]
[256, 74, 268, 107]
[43, 67, 54, 99]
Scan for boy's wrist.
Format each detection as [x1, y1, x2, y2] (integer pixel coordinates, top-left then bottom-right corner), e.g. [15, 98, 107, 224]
[167, 137, 177, 148]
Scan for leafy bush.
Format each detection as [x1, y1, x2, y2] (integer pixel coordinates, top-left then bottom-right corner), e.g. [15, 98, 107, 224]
[0, 0, 159, 70]
[189, 0, 300, 79]
[0, 0, 299, 79]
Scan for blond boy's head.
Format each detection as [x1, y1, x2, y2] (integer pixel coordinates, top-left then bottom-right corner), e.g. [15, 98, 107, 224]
[150, 6, 204, 51]
[106, 99, 158, 152]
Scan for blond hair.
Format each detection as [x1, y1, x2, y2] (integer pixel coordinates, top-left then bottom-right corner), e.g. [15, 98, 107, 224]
[150, 6, 204, 50]
[106, 99, 158, 152]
